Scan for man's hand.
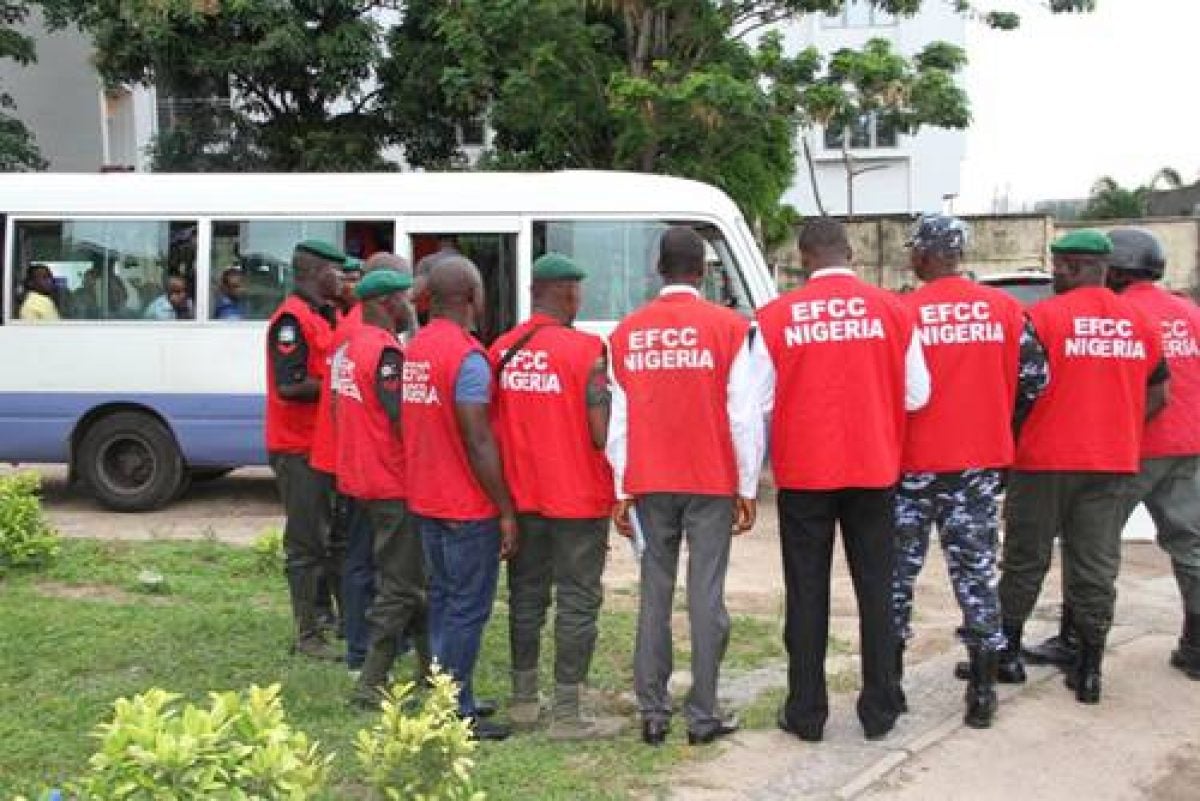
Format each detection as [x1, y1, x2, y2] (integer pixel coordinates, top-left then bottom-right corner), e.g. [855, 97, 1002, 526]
[612, 499, 634, 538]
[499, 514, 519, 560]
[734, 497, 757, 535]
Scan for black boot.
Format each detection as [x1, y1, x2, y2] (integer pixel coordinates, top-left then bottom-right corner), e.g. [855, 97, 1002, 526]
[964, 647, 998, 729]
[1169, 613, 1200, 680]
[894, 642, 908, 714]
[996, 622, 1027, 684]
[1064, 638, 1103, 704]
[1023, 605, 1079, 668]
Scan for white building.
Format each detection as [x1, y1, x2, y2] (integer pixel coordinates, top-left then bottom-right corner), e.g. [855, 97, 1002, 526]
[780, 1, 968, 217]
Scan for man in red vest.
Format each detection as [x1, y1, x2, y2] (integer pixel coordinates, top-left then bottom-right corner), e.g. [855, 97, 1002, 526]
[892, 215, 1049, 729]
[265, 239, 345, 660]
[1106, 228, 1200, 680]
[608, 226, 765, 747]
[998, 230, 1169, 704]
[491, 252, 621, 739]
[402, 256, 514, 741]
[331, 268, 433, 707]
[756, 217, 929, 743]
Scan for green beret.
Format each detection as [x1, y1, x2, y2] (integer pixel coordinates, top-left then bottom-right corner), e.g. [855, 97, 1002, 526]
[341, 256, 364, 273]
[295, 239, 348, 264]
[1051, 230, 1113, 256]
[354, 268, 413, 300]
[532, 252, 587, 282]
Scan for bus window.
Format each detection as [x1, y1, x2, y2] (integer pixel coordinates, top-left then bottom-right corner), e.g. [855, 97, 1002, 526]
[210, 219, 394, 320]
[531, 219, 753, 323]
[11, 219, 197, 321]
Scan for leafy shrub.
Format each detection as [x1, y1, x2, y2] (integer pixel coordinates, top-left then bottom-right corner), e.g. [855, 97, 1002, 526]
[356, 667, 485, 801]
[73, 683, 330, 800]
[0, 471, 60, 572]
[251, 527, 284, 575]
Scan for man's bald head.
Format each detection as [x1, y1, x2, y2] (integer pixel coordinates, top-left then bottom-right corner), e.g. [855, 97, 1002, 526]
[657, 226, 706, 285]
[798, 217, 853, 275]
[428, 256, 482, 306]
[365, 252, 410, 274]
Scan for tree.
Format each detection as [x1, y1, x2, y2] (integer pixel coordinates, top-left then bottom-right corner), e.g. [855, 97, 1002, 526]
[41, 0, 394, 171]
[0, 2, 47, 171]
[1081, 168, 1188, 220]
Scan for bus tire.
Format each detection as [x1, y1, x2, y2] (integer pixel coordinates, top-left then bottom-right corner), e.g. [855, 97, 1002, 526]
[76, 411, 185, 512]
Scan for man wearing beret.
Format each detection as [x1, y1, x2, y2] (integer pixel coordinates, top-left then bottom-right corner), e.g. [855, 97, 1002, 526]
[334, 269, 432, 707]
[490, 253, 620, 739]
[998, 230, 1169, 703]
[265, 239, 345, 661]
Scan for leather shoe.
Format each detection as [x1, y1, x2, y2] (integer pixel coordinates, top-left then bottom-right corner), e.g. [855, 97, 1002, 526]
[641, 719, 669, 746]
[473, 699, 499, 719]
[466, 717, 511, 742]
[777, 709, 822, 743]
[687, 716, 739, 745]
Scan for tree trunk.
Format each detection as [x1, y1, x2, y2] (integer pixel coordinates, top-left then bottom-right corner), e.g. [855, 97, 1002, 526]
[802, 136, 827, 216]
[842, 142, 855, 218]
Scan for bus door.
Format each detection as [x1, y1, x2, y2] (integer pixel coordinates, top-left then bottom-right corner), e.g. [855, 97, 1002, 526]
[402, 216, 522, 345]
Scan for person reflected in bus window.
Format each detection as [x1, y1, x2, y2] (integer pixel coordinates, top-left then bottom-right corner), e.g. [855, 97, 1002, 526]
[144, 274, 194, 320]
[214, 267, 249, 320]
[19, 263, 61, 321]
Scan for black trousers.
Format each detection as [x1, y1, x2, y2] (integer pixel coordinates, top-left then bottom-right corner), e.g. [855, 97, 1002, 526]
[778, 487, 900, 735]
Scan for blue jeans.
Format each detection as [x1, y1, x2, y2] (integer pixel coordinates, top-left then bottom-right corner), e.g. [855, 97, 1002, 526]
[418, 515, 500, 717]
[343, 498, 376, 669]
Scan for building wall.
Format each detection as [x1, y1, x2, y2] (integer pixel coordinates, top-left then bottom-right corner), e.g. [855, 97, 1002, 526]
[780, 3, 967, 217]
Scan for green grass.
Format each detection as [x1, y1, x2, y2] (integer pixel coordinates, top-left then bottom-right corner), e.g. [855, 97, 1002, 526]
[0, 539, 788, 800]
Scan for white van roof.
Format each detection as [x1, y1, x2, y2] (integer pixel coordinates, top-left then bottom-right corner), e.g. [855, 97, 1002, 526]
[0, 170, 744, 219]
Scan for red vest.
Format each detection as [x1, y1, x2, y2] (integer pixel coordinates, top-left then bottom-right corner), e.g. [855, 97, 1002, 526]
[902, 276, 1026, 472]
[1121, 283, 1200, 458]
[265, 294, 334, 454]
[490, 314, 614, 519]
[757, 272, 913, 490]
[1016, 286, 1160, 473]
[609, 291, 749, 496]
[334, 324, 405, 501]
[402, 318, 499, 520]
[310, 305, 364, 474]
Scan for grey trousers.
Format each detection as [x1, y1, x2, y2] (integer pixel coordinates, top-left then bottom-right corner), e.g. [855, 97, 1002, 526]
[634, 493, 733, 736]
[1120, 456, 1200, 615]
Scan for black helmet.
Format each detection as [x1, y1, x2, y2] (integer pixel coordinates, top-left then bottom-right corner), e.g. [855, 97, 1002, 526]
[906, 214, 969, 257]
[1107, 227, 1165, 280]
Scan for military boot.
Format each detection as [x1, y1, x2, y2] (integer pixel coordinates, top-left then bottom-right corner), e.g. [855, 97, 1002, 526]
[963, 647, 998, 729]
[894, 642, 908, 714]
[351, 637, 398, 710]
[1023, 605, 1079, 668]
[547, 684, 625, 741]
[509, 669, 541, 730]
[1169, 613, 1200, 680]
[1064, 637, 1103, 704]
[995, 622, 1027, 684]
[288, 567, 342, 662]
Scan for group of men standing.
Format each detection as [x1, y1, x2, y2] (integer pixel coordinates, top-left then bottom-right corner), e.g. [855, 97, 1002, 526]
[263, 214, 1199, 750]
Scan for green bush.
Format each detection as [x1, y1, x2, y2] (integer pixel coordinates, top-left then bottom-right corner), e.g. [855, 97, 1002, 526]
[251, 527, 284, 575]
[356, 668, 486, 801]
[73, 684, 331, 800]
[0, 471, 60, 572]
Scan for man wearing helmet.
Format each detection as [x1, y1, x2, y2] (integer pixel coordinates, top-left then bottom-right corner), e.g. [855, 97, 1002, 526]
[892, 215, 1049, 728]
[1105, 228, 1200, 680]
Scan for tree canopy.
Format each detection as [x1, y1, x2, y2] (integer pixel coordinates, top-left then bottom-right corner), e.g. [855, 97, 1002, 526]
[0, 2, 47, 171]
[1081, 168, 1187, 221]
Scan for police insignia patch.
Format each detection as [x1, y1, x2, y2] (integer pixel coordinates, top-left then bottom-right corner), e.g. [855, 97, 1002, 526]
[278, 325, 298, 344]
[380, 363, 398, 378]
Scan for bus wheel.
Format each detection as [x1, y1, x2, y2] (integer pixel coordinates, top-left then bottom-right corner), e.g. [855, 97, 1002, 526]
[76, 411, 185, 512]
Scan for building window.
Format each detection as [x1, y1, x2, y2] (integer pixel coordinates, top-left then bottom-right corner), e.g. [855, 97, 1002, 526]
[824, 113, 898, 150]
[823, 1, 896, 28]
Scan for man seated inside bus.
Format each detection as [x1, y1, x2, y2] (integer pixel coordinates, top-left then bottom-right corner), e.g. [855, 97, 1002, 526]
[18, 263, 61, 321]
[213, 267, 248, 320]
[144, 274, 194, 320]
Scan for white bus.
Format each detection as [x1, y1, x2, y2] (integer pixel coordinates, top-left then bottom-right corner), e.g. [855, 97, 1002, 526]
[0, 171, 777, 511]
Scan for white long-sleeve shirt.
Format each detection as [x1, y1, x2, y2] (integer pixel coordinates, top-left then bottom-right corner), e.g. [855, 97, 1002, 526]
[752, 267, 931, 414]
[605, 285, 769, 500]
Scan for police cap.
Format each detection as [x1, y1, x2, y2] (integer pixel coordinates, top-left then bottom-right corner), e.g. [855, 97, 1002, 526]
[341, 256, 364, 273]
[906, 214, 969, 256]
[532, 252, 587, 282]
[1107, 228, 1166, 279]
[1050, 230, 1113, 256]
[354, 268, 413, 300]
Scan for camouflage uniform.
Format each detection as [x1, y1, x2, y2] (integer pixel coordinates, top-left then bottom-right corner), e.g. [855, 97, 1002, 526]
[892, 321, 1050, 653]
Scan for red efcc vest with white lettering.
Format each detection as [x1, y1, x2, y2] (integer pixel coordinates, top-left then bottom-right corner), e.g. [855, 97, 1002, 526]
[265, 294, 334, 454]
[902, 276, 1026, 472]
[609, 292, 749, 497]
[1016, 286, 1160, 473]
[490, 314, 614, 518]
[334, 325, 405, 501]
[402, 318, 499, 520]
[757, 272, 913, 490]
[310, 304, 364, 474]
[1122, 283, 1200, 458]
